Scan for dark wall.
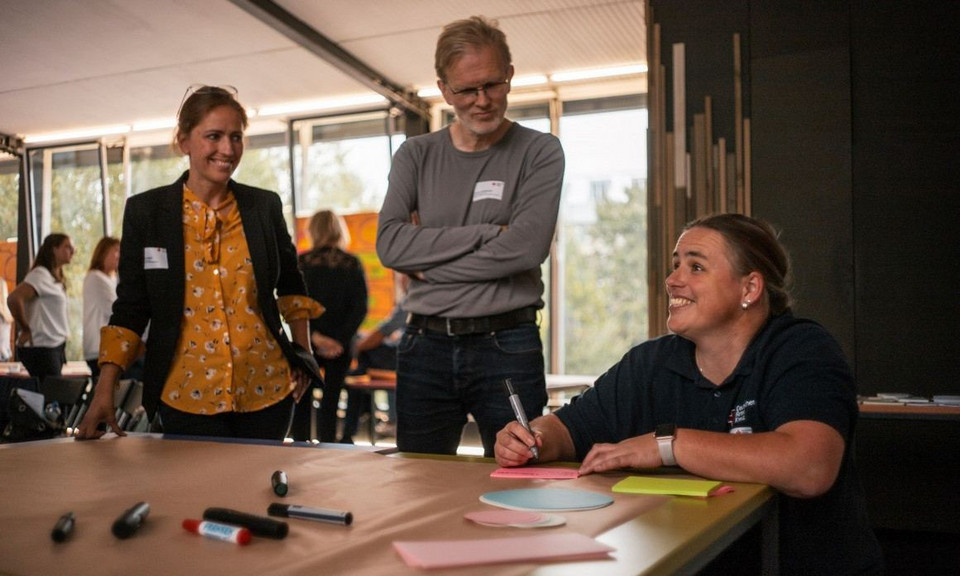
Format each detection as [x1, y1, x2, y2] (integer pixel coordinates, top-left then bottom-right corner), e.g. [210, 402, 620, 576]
[651, 0, 959, 396]
[849, 1, 960, 395]
[749, 2, 855, 362]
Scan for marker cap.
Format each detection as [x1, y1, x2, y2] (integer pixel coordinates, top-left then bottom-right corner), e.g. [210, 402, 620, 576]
[271, 470, 288, 497]
[51, 512, 75, 542]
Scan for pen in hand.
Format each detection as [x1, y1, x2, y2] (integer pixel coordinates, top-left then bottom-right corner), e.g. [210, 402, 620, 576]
[503, 378, 539, 461]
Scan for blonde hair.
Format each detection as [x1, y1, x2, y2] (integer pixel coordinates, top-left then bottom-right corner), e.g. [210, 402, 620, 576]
[308, 210, 350, 250]
[88, 236, 120, 272]
[435, 16, 512, 82]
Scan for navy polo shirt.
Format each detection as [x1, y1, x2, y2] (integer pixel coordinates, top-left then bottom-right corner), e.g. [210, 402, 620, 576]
[555, 312, 883, 575]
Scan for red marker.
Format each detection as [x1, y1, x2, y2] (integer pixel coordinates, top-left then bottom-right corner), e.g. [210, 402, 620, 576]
[182, 519, 252, 545]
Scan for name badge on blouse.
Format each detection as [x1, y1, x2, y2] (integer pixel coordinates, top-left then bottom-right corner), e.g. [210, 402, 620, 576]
[473, 180, 504, 202]
[144, 247, 168, 270]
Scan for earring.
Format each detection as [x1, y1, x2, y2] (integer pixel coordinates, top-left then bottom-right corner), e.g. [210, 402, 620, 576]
[741, 301, 750, 310]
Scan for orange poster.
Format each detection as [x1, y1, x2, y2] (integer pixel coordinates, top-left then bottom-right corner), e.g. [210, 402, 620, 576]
[296, 212, 394, 331]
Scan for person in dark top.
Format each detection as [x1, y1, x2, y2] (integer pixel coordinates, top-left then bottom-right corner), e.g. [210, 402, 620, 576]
[292, 210, 367, 442]
[495, 213, 883, 575]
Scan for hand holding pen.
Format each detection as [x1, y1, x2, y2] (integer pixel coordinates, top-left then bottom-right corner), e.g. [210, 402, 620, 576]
[502, 379, 540, 462]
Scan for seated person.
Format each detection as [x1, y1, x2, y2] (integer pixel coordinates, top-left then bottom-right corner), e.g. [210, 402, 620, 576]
[495, 213, 883, 576]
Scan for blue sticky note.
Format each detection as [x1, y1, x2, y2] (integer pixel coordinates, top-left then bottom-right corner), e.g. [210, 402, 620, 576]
[480, 488, 613, 512]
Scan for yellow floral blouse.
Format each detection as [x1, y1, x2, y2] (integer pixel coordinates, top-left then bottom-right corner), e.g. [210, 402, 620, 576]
[99, 185, 322, 414]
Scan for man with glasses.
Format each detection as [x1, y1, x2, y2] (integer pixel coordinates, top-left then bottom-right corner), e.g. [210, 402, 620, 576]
[377, 16, 565, 457]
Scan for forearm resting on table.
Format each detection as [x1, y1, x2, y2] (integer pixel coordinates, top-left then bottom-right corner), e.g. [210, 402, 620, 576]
[518, 414, 576, 463]
[674, 420, 845, 498]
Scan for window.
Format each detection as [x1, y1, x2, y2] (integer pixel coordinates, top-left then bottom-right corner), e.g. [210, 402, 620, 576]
[0, 156, 19, 243]
[12, 94, 648, 376]
[557, 96, 648, 376]
[1, 155, 20, 356]
[291, 111, 403, 218]
[24, 143, 124, 360]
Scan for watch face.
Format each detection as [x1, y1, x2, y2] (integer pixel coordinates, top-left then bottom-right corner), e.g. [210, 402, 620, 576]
[655, 423, 676, 438]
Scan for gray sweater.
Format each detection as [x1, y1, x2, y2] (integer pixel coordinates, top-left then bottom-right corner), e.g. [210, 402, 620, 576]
[377, 123, 565, 318]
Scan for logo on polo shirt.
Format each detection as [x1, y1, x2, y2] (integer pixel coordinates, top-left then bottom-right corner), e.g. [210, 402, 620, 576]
[727, 399, 756, 434]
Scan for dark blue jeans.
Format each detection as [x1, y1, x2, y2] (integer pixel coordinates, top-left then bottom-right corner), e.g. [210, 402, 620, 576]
[396, 322, 547, 457]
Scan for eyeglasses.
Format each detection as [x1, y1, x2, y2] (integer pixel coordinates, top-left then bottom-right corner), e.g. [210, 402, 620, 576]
[176, 84, 239, 118]
[445, 79, 510, 102]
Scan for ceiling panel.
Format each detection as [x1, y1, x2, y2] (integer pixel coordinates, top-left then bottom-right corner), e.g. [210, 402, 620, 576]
[0, 0, 644, 140]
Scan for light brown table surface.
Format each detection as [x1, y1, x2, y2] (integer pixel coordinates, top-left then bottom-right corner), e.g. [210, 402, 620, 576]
[0, 435, 774, 576]
[0, 361, 91, 378]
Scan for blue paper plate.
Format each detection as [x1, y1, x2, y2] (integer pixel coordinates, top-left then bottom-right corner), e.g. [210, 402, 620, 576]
[480, 488, 614, 512]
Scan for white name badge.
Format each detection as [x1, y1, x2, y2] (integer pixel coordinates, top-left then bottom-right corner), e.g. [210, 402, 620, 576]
[144, 247, 169, 270]
[473, 180, 504, 202]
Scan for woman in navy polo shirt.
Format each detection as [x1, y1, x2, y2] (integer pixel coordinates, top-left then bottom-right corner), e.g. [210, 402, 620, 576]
[495, 213, 883, 575]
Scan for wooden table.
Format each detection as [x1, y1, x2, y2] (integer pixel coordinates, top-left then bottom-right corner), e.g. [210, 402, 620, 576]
[0, 360, 91, 378]
[0, 435, 776, 575]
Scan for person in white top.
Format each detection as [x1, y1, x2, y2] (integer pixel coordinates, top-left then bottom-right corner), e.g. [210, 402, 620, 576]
[7, 233, 75, 381]
[0, 279, 13, 362]
[83, 237, 120, 379]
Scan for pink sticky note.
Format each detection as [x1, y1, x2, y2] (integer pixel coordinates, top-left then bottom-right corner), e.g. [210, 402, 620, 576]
[393, 532, 614, 569]
[490, 467, 580, 480]
[464, 510, 544, 526]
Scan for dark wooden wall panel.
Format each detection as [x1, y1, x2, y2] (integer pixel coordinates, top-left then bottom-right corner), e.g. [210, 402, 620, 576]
[650, 0, 959, 396]
[850, 0, 960, 395]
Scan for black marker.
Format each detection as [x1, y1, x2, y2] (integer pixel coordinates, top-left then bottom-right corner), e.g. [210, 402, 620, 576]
[203, 507, 289, 539]
[271, 470, 288, 496]
[51, 512, 75, 542]
[268, 503, 352, 526]
[112, 502, 150, 539]
[503, 378, 539, 461]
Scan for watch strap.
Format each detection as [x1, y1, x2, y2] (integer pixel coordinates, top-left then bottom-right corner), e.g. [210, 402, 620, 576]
[655, 424, 677, 467]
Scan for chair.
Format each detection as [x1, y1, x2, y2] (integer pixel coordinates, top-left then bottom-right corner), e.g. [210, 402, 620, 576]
[114, 380, 143, 431]
[0, 376, 39, 433]
[71, 378, 143, 433]
[38, 376, 90, 429]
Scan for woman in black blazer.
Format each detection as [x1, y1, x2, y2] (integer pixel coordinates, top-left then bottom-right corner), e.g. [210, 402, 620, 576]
[290, 210, 368, 442]
[76, 85, 321, 441]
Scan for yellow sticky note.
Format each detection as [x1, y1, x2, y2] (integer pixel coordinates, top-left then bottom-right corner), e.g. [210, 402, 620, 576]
[611, 476, 724, 497]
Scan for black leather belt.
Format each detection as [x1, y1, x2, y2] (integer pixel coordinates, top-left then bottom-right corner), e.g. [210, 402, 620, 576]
[407, 307, 538, 336]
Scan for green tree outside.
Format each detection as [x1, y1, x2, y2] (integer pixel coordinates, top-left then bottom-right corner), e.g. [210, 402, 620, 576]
[563, 179, 648, 376]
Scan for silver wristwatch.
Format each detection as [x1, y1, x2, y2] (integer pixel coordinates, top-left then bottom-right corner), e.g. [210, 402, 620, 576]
[655, 423, 677, 466]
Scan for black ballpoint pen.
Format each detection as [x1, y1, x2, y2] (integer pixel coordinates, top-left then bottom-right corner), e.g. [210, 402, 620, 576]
[268, 503, 353, 526]
[503, 378, 539, 461]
